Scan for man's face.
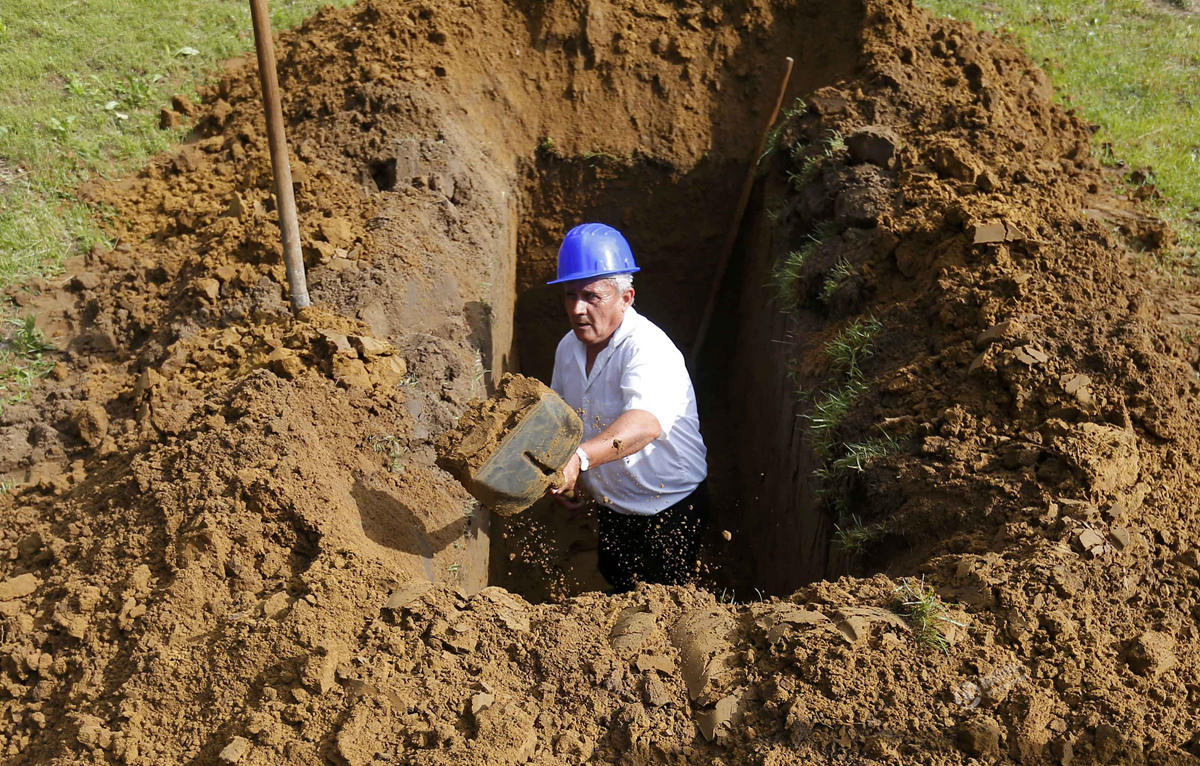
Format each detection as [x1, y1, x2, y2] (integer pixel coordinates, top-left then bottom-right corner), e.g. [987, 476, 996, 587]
[563, 277, 634, 349]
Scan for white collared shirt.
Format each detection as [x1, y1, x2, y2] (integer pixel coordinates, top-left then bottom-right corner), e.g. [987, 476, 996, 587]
[550, 307, 708, 516]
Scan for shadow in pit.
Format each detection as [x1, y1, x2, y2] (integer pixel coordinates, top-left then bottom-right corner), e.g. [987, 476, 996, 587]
[351, 480, 466, 567]
[489, 496, 608, 601]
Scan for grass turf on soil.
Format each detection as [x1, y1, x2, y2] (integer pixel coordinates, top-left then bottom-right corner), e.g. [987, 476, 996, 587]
[0, 0, 353, 290]
[0, 0, 352, 407]
[918, 0, 1200, 265]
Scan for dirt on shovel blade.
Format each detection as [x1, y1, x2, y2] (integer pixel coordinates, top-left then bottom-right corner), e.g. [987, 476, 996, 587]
[436, 373, 581, 515]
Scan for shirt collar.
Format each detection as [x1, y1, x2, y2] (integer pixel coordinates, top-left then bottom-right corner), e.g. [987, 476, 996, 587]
[609, 306, 638, 348]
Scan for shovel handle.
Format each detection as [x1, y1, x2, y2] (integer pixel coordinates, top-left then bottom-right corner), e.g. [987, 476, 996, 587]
[249, 0, 311, 311]
[690, 56, 794, 366]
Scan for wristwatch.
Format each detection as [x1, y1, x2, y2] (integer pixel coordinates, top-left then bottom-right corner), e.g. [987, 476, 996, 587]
[575, 446, 590, 472]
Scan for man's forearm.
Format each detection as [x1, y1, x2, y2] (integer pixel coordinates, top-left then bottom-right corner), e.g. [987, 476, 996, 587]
[580, 409, 661, 470]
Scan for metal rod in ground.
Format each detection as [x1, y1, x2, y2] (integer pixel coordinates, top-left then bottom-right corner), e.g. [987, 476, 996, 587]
[690, 56, 794, 367]
[249, 0, 311, 311]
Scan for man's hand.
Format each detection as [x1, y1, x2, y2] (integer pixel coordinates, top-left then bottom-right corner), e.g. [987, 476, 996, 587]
[552, 452, 581, 495]
[550, 452, 584, 509]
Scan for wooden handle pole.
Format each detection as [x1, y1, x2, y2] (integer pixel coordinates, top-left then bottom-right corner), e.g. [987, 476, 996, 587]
[249, 0, 311, 311]
[690, 56, 794, 367]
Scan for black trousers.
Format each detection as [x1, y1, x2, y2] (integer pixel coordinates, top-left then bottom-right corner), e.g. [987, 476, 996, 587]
[597, 482, 709, 592]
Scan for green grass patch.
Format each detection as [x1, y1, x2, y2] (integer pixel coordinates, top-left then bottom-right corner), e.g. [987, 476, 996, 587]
[819, 257, 856, 304]
[368, 433, 407, 473]
[805, 377, 867, 455]
[824, 129, 847, 155]
[786, 130, 848, 190]
[827, 433, 898, 474]
[0, 313, 55, 411]
[894, 577, 963, 653]
[786, 157, 821, 192]
[759, 97, 808, 165]
[824, 315, 882, 375]
[768, 241, 817, 312]
[833, 514, 883, 555]
[0, 0, 356, 290]
[918, 0, 1200, 263]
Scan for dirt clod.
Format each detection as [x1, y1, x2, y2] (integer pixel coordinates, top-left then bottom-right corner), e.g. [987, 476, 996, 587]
[1127, 631, 1177, 677]
[846, 126, 898, 168]
[0, 573, 39, 601]
[957, 717, 1003, 757]
[217, 736, 251, 763]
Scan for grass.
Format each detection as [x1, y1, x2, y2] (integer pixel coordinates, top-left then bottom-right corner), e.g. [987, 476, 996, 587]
[833, 515, 882, 555]
[810, 316, 897, 501]
[824, 129, 847, 155]
[805, 378, 867, 455]
[827, 433, 898, 474]
[0, 313, 55, 411]
[786, 158, 822, 192]
[805, 316, 883, 457]
[819, 258, 856, 304]
[368, 433, 406, 473]
[768, 241, 817, 312]
[824, 315, 882, 376]
[786, 130, 848, 190]
[894, 577, 963, 653]
[759, 97, 808, 165]
[919, 0, 1200, 264]
[0, 0, 356, 290]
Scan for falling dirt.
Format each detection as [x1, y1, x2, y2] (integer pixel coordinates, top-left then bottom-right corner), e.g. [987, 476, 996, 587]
[2, 0, 1200, 763]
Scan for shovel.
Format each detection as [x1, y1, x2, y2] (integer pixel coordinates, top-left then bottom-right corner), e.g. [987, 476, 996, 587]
[436, 375, 583, 516]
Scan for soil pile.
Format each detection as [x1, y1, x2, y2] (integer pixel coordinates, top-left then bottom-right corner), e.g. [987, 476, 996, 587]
[0, 0, 1198, 763]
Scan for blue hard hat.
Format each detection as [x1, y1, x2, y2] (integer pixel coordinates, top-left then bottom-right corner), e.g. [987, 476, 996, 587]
[546, 223, 640, 285]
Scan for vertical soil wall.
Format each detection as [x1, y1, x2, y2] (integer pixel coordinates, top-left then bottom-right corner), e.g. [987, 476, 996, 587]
[699, 176, 837, 595]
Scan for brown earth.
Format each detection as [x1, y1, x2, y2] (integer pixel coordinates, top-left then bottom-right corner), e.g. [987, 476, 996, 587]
[2, 0, 1200, 763]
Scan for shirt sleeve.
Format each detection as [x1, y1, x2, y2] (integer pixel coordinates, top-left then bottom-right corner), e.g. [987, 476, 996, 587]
[619, 339, 690, 436]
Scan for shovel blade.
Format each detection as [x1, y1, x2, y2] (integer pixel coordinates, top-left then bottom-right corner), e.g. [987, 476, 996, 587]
[470, 393, 582, 515]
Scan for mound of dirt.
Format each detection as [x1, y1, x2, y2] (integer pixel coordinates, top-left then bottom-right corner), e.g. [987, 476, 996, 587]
[1, 0, 1199, 763]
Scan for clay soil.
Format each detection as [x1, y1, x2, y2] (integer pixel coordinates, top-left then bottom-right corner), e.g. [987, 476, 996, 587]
[2, 0, 1200, 763]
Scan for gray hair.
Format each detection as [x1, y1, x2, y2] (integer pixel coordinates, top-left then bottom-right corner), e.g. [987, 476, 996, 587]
[608, 273, 634, 294]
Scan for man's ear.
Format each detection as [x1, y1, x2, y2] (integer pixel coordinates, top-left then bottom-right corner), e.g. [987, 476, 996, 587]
[623, 287, 635, 307]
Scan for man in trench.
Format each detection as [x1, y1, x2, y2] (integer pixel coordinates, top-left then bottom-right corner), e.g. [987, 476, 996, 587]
[547, 223, 709, 592]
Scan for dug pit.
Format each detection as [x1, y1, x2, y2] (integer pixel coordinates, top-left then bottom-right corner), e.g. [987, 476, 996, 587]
[283, 0, 872, 599]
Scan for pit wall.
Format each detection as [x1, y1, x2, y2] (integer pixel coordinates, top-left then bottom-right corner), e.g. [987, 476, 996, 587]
[700, 176, 841, 595]
[319, 112, 528, 591]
